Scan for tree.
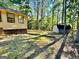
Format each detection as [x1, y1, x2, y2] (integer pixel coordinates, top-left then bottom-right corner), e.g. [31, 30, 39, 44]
[76, 1, 79, 42]
[9, 0, 31, 15]
[36, 0, 40, 29]
[0, 0, 8, 7]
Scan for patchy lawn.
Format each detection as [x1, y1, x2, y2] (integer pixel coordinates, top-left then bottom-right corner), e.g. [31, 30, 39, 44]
[0, 30, 56, 59]
[27, 30, 50, 35]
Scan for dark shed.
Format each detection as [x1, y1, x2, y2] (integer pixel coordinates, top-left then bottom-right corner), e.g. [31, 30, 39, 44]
[57, 24, 71, 34]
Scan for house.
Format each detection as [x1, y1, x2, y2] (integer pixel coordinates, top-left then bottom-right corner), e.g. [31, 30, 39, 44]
[0, 6, 28, 34]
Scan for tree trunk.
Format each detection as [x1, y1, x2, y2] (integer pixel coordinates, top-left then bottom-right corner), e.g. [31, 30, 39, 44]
[62, 1, 64, 24]
[40, 0, 44, 30]
[76, 11, 79, 41]
[57, 7, 59, 24]
[47, 11, 50, 31]
[63, 0, 66, 35]
[37, 0, 40, 30]
[52, 10, 54, 30]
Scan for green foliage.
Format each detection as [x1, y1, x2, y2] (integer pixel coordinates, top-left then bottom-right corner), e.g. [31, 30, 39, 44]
[9, 0, 22, 4]
[28, 14, 59, 30]
[8, 52, 17, 59]
[0, 47, 8, 56]
[0, 0, 31, 15]
[0, 2, 8, 7]
[0, 0, 78, 31]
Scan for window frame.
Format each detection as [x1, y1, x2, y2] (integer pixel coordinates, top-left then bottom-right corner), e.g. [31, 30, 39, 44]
[0, 11, 2, 22]
[7, 12, 15, 23]
[18, 15, 24, 24]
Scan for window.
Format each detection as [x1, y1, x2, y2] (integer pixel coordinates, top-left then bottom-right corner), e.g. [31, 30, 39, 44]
[0, 11, 2, 22]
[7, 12, 15, 23]
[18, 16, 24, 24]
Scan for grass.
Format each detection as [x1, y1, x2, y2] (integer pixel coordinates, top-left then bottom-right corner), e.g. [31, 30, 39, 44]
[36, 37, 51, 47]
[0, 30, 55, 59]
[27, 30, 49, 35]
[0, 48, 8, 56]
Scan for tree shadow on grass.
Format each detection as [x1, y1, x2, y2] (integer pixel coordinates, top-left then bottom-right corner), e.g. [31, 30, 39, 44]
[25, 35, 64, 59]
[54, 39, 66, 59]
[0, 35, 42, 47]
[0, 33, 58, 47]
[55, 34, 68, 59]
[0, 34, 63, 59]
[0, 56, 8, 59]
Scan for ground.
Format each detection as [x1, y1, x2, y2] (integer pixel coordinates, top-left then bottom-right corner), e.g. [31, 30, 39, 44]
[0, 30, 77, 59]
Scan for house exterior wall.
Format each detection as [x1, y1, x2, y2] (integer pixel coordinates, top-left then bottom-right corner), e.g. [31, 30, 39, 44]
[0, 10, 28, 30]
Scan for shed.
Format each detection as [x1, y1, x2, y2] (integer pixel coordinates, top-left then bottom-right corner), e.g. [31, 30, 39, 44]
[53, 24, 71, 34]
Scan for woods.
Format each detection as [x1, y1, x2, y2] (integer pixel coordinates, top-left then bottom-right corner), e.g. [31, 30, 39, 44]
[0, 0, 79, 59]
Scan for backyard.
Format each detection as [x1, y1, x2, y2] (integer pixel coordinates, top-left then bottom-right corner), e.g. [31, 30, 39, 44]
[0, 30, 77, 59]
[0, 0, 79, 59]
